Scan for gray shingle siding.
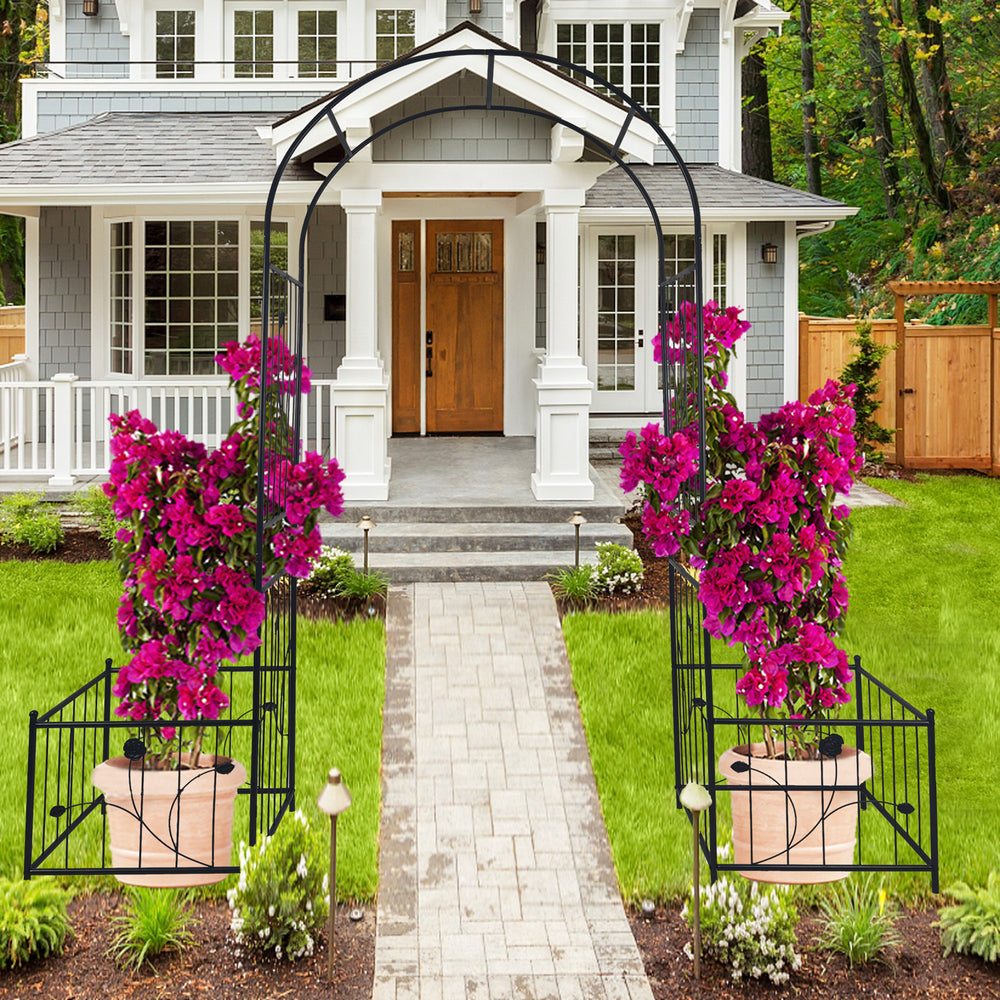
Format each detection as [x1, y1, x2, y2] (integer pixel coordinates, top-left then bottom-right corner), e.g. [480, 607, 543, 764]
[372, 76, 550, 161]
[675, 10, 719, 165]
[35, 91, 320, 134]
[306, 205, 346, 380]
[63, 0, 130, 78]
[745, 221, 784, 421]
[38, 206, 92, 381]
[449, 1, 503, 38]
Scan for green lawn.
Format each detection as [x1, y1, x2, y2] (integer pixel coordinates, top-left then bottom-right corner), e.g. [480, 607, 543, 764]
[1, 560, 384, 901]
[565, 474, 1000, 904]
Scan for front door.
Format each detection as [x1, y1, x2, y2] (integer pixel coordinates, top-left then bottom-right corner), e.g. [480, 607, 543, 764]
[391, 219, 504, 434]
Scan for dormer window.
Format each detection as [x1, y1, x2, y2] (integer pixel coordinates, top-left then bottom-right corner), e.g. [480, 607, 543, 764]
[224, 2, 345, 78]
[233, 9, 275, 78]
[375, 9, 415, 61]
[556, 22, 661, 122]
[155, 9, 196, 78]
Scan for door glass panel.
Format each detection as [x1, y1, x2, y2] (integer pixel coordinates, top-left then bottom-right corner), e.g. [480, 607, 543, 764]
[596, 234, 636, 391]
[474, 232, 492, 272]
[455, 233, 473, 272]
[435, 233, 453, 272]
[434, 231, 493, 273]
[398, 230, 414, 271]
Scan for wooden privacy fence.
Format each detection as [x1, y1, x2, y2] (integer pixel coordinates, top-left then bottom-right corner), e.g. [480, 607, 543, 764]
[0, 305, 25, 365]
[800, 281, 1000, 475]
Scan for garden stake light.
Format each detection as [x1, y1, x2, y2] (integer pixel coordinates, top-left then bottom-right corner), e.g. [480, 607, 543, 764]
[568, 511, 586, 569]
[356, 515, 375, 575]
[317, 767, 352, 982]
[679, 781, 712, 980]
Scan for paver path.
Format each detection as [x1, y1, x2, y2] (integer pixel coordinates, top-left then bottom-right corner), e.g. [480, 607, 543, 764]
[377, 582, 654, 1000]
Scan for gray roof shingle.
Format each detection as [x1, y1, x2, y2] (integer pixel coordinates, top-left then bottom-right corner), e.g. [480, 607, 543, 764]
[0, 113, 318, 185]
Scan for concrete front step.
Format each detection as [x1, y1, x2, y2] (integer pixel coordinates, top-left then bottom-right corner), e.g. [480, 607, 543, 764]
[343, 548, 601, 583]
[319, 519, 632, 554]
[336, 500, 624, 524]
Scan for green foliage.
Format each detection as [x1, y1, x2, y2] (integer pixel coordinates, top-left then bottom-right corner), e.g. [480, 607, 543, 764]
[73, 485, 118, 543]
[548, 564, 596, 603]
[227, 811, 329, 961]
[0, 879, 71, 969]
[815, 876, 902, 968]
[0, 492, 63, 553]
[682, 863, 801, 984]
[938, 872, 1000, 964]
[107, 887, 197, 972]
[839, 321, 894, 459]
[306, 545, 356, 598]
[334, 565, 389, 602]
[592, 542, 644, 596]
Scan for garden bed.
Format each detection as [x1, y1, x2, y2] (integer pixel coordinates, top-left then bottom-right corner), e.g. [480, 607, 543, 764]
[0, 893, 374, 1000]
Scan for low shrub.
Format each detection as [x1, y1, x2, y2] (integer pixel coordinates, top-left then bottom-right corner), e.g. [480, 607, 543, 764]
[107, 887, 197, 972]
[227, 810, 329, 962]
[73, 484, 118, 543]
[815, 875, 902, 967]
[548, 564, 596, 604]
[939, 872, 1000, 964]
[0, 879, 71, 969]
[306, 545, 355, 598]
[592, 542, 644, 596]
[682, 856, 801, 984]
[0, 493, 64, 554]
[336, 566, 390, 603]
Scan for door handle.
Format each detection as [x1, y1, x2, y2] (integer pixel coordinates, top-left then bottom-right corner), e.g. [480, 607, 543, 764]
[426, 330, 433, 344]
[426, 344, 433, 378]
[637, 330, 644, 348]
[899, 388, 915, 396]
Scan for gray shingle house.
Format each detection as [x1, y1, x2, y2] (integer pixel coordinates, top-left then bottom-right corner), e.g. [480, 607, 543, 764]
[0, 0, 854, 499]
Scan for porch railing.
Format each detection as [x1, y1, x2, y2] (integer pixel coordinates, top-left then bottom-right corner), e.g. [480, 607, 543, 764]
[0, 370, 338, 483]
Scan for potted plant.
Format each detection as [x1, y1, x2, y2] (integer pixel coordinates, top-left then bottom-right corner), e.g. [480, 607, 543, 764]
[93, 335, 344, 887]
[620, 302, 871, 883]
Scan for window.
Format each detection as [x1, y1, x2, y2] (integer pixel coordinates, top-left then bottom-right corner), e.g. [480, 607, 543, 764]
[375, 9, 415, 62]
[144, 221, 240, 376]
[713, 233, 727, 307]
[155, 10, 196, 79]
[111, 222, 133, 375]
[555, 22, 661, 121]
[297, 9, 337, 77]
[234, 9, 274, 78]
[249, 221, 289, 333]
[596, 234, 636, 392]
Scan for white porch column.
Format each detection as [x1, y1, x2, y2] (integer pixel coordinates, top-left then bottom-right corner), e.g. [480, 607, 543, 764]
[48, 372, 78, 487]
[531, 190, 594, 502]
[332, 188, 391, 501]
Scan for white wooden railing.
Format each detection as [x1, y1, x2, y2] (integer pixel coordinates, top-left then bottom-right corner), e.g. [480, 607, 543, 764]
[0, 370, 338, 485]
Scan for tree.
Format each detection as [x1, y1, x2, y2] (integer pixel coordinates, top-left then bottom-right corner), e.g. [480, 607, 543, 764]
[742, 39, 774, 181]
[799, 0, 823, 196]
[857, 0, 902, 213]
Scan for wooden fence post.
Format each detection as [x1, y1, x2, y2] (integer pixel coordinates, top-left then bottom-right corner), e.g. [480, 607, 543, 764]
[894, 290, 907, 468]
[47, 373, 78, 488]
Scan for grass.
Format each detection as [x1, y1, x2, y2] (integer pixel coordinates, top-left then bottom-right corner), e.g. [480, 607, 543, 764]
[565, 474, 1000, 904]
[1, 559, 384, 902]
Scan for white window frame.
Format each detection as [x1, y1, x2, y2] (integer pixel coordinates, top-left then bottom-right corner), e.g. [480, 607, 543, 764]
[223, 0, 346, 79]
[370, 6, 418, 62]
[139, 0, 207, 81]
[91, 207, 305, 382]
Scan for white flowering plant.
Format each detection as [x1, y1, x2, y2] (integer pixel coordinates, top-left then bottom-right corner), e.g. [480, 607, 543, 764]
[682, 851, 801, 985]
[305, 545, 356, 599]
[592, 542, 644, 596]
[226, 811, 329, 962]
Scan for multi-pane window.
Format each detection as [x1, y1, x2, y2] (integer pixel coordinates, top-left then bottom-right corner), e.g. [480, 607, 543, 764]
[297, 10, 337, 77]
[110, 222, 133, 375]
[596, 234, 636, 392]
[556, 23, 661, 121]
[144, 221, 239, 376]
[375, 9, 415, 62]
[713, 233, 727, 307]
[155, 10, 196, 79]
[249, 221, 289, 334]
[234, 9, 274, 78]
[664, 233, 696, 316]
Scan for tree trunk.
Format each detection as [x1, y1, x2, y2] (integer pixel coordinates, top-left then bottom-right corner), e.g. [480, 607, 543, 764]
[888, 0, 952, 211]
[799, 0, 823, 196]
[857, 0, 902, 213]
[742, 40, 774, 182]
[912, 0, 970, 168]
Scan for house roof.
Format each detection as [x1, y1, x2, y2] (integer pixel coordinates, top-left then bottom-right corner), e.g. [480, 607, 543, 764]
[584, 165, 856, 223]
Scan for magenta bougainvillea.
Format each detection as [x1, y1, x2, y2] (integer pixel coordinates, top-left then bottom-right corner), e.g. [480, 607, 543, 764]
[105, 335, 344, 764]
[620, 302, 862, 758]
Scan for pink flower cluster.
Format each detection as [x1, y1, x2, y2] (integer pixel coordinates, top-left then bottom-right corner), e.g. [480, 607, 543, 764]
[619, 302, 862, 749]
[105, 337, 344, 740]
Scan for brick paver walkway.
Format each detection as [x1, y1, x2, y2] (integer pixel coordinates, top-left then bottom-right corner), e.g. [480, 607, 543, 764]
[377, 582, 654, 1000]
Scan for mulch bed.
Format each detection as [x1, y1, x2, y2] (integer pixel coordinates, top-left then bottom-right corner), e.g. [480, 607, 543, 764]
[630, 904, 1000, 1000]
[0, 893, 374, 1000]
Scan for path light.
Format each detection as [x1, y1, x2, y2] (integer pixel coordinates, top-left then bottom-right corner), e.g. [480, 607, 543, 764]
[317, 767, 352, 983]
[568, 511, 586, 569]
[356, 515, 375, 575]
[679, 781, 713, 980]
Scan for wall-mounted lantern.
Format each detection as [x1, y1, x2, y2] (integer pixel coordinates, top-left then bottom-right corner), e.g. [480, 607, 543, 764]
[83, 0, 99, 15]
[761, 243, 779, 265]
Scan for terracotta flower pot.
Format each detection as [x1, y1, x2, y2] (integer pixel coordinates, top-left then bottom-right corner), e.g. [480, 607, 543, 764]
[92, 755, 247, 887]
[718, 741, 873, 884]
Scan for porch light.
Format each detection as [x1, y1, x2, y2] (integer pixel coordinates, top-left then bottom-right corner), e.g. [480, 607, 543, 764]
[82, 0, 99, 15]
[761, 243, 778, 264]
[469, 0, 482, 13]
[356, 515, 376, 575]
[317, 767, 352, 983]
[568, 511, 586, 569]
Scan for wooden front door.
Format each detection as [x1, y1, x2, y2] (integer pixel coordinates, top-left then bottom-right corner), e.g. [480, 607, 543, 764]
[391, 219, 504, 434]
